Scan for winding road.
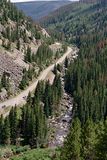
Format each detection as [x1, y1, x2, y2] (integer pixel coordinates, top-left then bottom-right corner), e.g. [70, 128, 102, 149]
[0, 46, 78, 111]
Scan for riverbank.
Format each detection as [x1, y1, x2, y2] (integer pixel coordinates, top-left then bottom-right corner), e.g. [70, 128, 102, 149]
[48, 49, 78, 147]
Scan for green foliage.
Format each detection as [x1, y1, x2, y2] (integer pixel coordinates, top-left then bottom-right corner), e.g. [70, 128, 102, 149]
[61, 118, 82, 160]
[61, 119, 107, 160]
[9, 106, 18, 145]
[24, 46, 32, 63]
[0, 102, 47, 148]
[95, 120, 107, 159]
[42, 1, 107, 160]
[19, 68, 34, 90]
[11, 148, 60, 160]
[12, 146, 30, 154]
[0, 72, 10, 92]
[0, 115, 4, 144]
[82, 119, 96, 159]
[2, 117, 11, 145]
[43, 74, 62, 117]
[0, 0, 41, 52]
[55, 2, 107, 124]
[0, 73, 62, 148]
[35, 44, 53, 66]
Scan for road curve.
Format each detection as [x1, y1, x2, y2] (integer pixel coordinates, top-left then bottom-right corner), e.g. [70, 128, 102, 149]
[0, 47, 78, 110]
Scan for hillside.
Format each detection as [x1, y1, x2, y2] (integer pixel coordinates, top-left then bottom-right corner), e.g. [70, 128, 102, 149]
[80, 0, 106, 3]
[0, 0, 68, 102]
[40, 0, 107, 41]
[1, 0, 107, 160]
[80, 0, 98, 3]
[40, 1, 107, 159]
[0, 0, 43, 100]
[15, 1, 71, 21]
[0, 1, 77, 158]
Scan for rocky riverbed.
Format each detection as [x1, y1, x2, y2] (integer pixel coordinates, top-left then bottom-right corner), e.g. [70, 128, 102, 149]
[48, 96, 73, 147]
[48, 68, 74, 147]
[48, 48, 78, 147]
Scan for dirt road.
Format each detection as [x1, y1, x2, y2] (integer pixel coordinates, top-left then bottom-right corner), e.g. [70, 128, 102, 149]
[0, 47, 78, 110]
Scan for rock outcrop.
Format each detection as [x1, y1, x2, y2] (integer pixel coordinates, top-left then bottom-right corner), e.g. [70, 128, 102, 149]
[0, 53, 23, 88]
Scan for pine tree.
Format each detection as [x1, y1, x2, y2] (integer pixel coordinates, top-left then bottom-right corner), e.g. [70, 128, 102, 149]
[29, 110, 37, 148]
[0, 115, 4, 144]
[61, 118, 82, 160]
[34, 81, 45, 102]
[53, 64, 57, 75]
[24, 46, 32, 63]
[6, 41, 11, 50]
[82, 119, 96, 160]
[9, 106, 18, 144]
[1, 72, 7, 88]
[44, 82, 52, 117]
[22, 105, 31, 145]
[65, 57, 68, 68]
[2, 117, 10, 145]
[27, 92, 32, 105]
[19, 69, 29, 89]
[34, 104, 47, 147]
[96, 119, 107, 159]
[16, 39, 20, 50]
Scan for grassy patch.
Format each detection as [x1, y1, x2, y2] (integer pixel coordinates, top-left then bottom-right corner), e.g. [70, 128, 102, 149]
[0, 145, 30, 159]
[11, 148, 61, 160]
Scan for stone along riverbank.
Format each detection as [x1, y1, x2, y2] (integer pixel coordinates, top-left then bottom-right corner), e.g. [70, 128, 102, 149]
[48, 49, 78, 147]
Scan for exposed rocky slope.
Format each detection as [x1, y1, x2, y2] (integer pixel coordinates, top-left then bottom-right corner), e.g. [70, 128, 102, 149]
[0, 53, 23, 89]
[0, 0, 41, 91]
[0, 0, 65, 101]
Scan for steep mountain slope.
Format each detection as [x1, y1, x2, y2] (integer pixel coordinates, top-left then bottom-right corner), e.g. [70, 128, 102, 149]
[42, 0, 107, 125]
[1, 0, 107, 159]
[15, 1, 71, 21]
[40, 1, 107, 159]
[0, 0, 66, 101]
[40, 1, 107, 42]
[0, 0, 39, 93]
[0, 0, 75, 155]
